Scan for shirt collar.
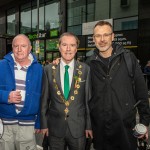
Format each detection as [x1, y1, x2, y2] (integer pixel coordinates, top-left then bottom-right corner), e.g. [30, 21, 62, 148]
[11, 53, 34, 67]
[60, 58, 74, 69]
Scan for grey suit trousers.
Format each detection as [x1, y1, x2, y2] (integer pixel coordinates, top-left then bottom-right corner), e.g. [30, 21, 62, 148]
[48, 125, 86, 150]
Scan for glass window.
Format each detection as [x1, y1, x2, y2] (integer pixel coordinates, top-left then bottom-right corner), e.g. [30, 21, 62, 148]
[67, 1, 85, 26]
[32, 40, 45, 61]
[67, 25, 82, 35]
[32, 0, 37, 32]
[111, 0, 138, 19]
[46, 39, 59, 51]
[111, 0, 138, 32]
[39, 5, 44, 31]
[20, 2, 31, 33]
[46, 52, 53, 63]
[87, 3, 95, 22]
[46, 51, 60, 63]
[7, 8, 16, 35]
[114, 16, 138, 31]
[67, 0, 95, 35]
[94, 0, 109, 20]
[32, 0, 44, 32]
[45, 2, 59, 30]
[0, 16, 5, 35]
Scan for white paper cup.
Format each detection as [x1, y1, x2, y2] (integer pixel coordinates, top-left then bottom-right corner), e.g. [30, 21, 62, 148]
[133, 123, 147, 137]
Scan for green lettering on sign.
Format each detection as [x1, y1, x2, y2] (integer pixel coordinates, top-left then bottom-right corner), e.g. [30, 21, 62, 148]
[28, 34, 37, 40]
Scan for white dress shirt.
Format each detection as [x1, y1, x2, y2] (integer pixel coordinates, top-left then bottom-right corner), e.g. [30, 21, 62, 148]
[60, 58, 74, 93]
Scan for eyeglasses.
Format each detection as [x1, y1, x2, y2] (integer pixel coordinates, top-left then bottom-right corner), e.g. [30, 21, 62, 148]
[93, 33, 112, 39]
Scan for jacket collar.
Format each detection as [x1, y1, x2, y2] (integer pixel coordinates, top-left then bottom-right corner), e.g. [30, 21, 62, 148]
[90, 43, 125, 62]
[4, 52, 38, 65]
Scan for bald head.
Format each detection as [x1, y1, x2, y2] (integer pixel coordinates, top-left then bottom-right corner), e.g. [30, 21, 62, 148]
[12, 34, 32, 65]
[12, 34, 31, 47]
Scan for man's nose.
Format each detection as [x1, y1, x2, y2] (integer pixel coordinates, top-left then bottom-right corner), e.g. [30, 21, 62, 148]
[100, 35, 105, 41]
[18, 46, 22, 51]
[66, 45, 70, 50]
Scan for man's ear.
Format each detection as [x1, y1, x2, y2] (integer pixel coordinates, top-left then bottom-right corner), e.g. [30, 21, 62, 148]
[111, 33, 115, 41]
[29, 45, 32, 53]
[58, 46, 61, 52]
[75, 48, 77, 53]
[92, 35, 95, 42]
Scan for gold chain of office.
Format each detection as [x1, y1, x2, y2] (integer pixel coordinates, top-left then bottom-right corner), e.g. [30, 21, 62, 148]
[52, 63, 83, 119]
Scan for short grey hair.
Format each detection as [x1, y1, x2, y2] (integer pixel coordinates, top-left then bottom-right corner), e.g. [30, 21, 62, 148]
[59, 32, 80, 48]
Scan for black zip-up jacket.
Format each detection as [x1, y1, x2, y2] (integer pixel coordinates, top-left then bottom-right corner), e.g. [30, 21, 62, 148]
[88, 44, 150, 150]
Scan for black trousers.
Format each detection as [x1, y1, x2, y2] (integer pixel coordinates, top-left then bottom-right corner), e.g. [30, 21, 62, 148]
[42, 134, 49, 150]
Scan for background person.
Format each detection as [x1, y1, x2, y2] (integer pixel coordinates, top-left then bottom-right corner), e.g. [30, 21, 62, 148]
[144, 61, 150, 75]
[40, 32, 93, 150]
[0, 34, 43, 150]
[144, 61, 150, 91]
[88, 20, 150, 150]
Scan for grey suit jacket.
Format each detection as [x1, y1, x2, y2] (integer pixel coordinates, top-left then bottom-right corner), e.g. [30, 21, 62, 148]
[40, 60, 92, 138]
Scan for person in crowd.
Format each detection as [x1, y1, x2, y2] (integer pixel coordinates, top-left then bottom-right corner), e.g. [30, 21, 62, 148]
[0, 34, 43, 150]
[144, 61, 150, 75]
[87, 20, 150, 150]
[144, 60, 150, 91]
[40, 32, 93, 150]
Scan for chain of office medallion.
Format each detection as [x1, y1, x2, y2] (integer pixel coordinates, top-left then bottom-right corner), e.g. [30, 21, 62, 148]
[52, 63, 83, 107]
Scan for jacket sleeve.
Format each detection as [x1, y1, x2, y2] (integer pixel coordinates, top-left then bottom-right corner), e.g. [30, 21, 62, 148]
[40, 66, 50, 129]
[0, 61, 13, 104]
[85, 66, 92, 130]
[35, 111, 41, 129]
[34, 66, 43, 129]
[0, 90, 11, 104]
[132, 53, 150, 126]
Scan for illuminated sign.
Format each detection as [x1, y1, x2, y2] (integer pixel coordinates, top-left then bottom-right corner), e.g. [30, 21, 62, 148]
[50, 30, 59, 37]
[27, 33, 46, 40]
[27, 29, 59, 40]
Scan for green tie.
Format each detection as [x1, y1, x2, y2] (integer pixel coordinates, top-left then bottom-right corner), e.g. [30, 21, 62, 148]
[64, 65, 70, 100]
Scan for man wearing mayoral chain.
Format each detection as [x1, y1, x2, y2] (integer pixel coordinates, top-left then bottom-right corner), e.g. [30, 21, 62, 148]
[40, 32, 93, 150]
